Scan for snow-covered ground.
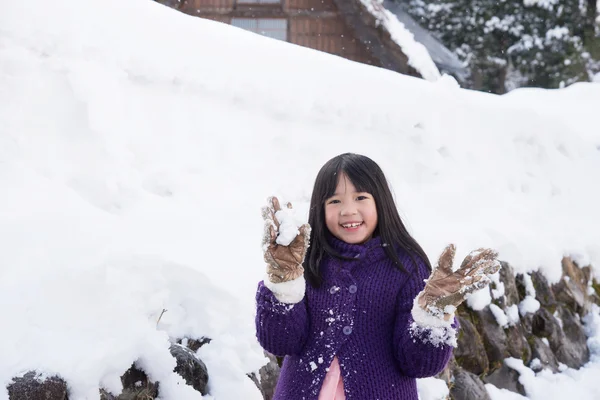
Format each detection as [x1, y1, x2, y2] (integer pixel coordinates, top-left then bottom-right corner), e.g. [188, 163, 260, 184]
[1, 0, 599, 399]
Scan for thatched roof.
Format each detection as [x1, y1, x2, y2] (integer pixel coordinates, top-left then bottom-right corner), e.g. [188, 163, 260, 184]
[382, 0, 467, 78]
[334, 0, 468, 81]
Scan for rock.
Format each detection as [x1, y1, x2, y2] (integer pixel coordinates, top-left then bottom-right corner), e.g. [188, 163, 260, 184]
[590, 277, 600, 306]
[520, 313, 534, 336]
[170, 344, 209, 395]
[248, 352, 280, 400]
[472, 307, 507, 370]
[515, 273, 528, 303]
[552, 258, 589, 315]
[498, 261, 520, 306]
[100, 389, 117, 400]
[118, 365, 159, 399]
[529, 305, 588, 369]
[179, 337, 212, 352]
[7, 372, 68, 400]
[528, 336, 559, 373]
[581, 265, 593, 284]
[530, 270, 557, 311]
[552, 305, 589, 369]
[454, 315, 489, 375]
[483, 362, 525, 396]
[531, 307, 562, 339]
[552, 277, 586, 315]
[505, 324, 531, 365]
[449, 362, 492, 400]
[259, 352, 280, 400]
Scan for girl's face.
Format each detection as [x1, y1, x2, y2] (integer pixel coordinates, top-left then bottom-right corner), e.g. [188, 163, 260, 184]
[325, 173, 378, 244]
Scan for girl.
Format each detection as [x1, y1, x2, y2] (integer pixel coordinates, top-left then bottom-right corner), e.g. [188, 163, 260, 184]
[256, 153, 499, 400]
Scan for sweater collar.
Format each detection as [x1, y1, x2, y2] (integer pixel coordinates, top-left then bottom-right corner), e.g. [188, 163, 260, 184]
[326, 234, 389, 263]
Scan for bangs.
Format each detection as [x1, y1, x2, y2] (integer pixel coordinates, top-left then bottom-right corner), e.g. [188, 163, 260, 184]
[341, 163, 376, 195]
[319, 155, 378, 204]
[321, 169, 341, 201]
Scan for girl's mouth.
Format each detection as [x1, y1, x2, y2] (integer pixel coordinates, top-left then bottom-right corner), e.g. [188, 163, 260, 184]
[341, 222, 363, 231]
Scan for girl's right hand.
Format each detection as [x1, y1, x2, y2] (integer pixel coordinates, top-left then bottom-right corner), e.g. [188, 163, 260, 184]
[261, 196, 311, 284]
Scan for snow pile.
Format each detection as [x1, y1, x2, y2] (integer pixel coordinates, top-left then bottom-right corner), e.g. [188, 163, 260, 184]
[489, 304, 510, 328]
[506, 305, 521, 326]
[583, 304, 600, 361]
[487, 384, 528, 400]
[518, 273, 541, 316]
[417, 377, 450, 400]
[484, 305, 600, 399]
[0, 256, 265, 399]
[467, 285, 494, 311]
[491, 272, 506, 299]
[1, 0, 600, 399]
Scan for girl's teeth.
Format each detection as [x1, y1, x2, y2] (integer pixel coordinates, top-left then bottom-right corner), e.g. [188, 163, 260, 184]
[343, 223, 361, 228]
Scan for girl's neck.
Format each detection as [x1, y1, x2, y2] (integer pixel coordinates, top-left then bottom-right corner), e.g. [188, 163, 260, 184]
[327, 234, 384, 258]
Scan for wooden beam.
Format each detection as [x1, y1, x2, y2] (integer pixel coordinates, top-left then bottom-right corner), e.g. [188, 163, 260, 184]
[186, 8, 339, 18]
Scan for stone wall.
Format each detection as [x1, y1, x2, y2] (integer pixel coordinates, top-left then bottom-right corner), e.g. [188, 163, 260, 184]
[440, 257, 599, 399]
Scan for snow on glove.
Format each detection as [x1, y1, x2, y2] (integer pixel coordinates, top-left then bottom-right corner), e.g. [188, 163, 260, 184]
[417, 245, 501, 319]
[262, 196, 311, 284]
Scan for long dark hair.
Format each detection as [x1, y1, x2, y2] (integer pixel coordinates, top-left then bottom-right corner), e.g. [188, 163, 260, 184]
[304, 153, 432, 288]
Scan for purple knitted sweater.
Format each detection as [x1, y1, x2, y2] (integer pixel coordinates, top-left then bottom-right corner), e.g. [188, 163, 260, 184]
[255, 236, 456, 400]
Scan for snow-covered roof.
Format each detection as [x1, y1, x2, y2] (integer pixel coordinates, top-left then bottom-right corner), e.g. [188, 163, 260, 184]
[335, 0, 468, 81]
[378, 0, 468, 78]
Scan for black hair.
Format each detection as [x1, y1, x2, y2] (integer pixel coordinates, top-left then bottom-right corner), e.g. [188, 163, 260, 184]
[303, 153, 432, 288]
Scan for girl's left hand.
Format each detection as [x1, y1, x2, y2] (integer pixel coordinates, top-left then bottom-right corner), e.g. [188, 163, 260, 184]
[417, 245, 501, 319]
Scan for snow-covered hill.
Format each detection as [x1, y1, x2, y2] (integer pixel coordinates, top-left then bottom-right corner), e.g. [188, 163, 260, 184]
[1, 0, 599, 399]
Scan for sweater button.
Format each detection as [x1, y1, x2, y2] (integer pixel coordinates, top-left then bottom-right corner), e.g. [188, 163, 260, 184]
[343, 326, 352, 335]
[329, 286, 339, 294]
[349, 284, 357, 294]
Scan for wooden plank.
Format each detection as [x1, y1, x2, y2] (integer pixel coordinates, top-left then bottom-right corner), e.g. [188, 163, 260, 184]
[286, 0, 336, 11]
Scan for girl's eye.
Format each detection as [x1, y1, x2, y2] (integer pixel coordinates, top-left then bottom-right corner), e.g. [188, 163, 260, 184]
[327, 199, 340, 205]
[356, 195, 369, 201]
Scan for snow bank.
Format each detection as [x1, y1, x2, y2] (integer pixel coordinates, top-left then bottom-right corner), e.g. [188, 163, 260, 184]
[1, 0, 600, 398]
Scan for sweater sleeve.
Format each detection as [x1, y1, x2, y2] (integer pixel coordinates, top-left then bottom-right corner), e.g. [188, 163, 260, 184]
[393, 255, 457, 378]
[255, 280, 309, 357]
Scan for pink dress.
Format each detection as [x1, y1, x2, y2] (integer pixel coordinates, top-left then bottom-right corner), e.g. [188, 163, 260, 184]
[318, 357, 346, 400]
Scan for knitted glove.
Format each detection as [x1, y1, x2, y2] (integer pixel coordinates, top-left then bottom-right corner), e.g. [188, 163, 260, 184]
[417, 245, 501, 318]
[262, 196, 310, 284]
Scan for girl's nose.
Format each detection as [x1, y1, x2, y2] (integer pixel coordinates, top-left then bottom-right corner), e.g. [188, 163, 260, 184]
[340, 206, 358, 216]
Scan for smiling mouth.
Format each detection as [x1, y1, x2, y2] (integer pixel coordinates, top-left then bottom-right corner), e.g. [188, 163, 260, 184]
[341, 222, 363, 229]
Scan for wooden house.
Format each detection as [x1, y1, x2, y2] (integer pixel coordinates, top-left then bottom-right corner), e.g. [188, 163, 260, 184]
[155, 0, 467, 81]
